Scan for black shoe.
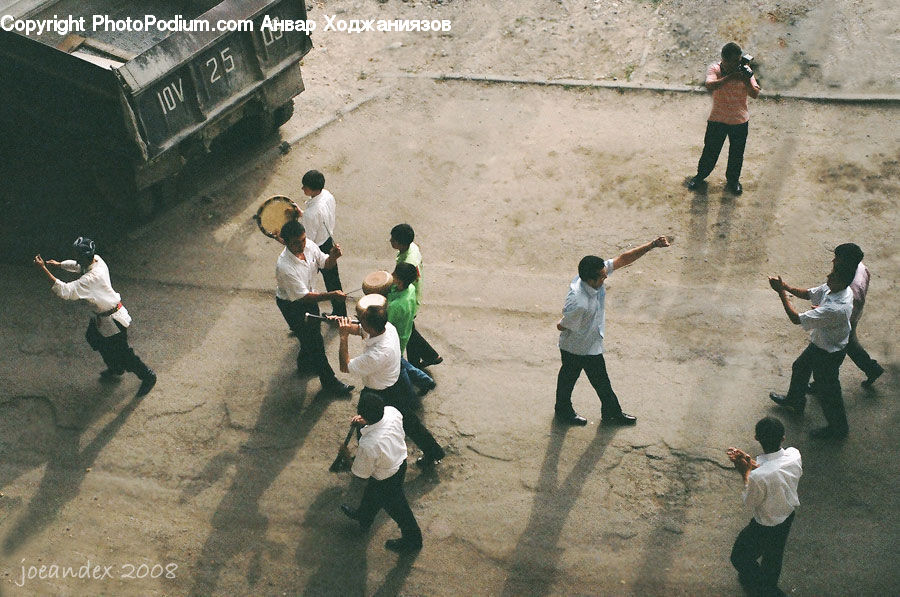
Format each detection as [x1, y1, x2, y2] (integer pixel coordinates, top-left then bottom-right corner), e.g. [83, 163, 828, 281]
[136, 370, 157, 397]
[416, 454, 444, 469]
[726, 180, 743, 194]
[419, 356, 443, 368]
[810, 426, 848, 440]
[769, 392, 805, 415]
[385, 538, 422, 553]
[99, 368, 124, 380]
[340, 504, 371, 532]
[861, 363, 884, 387]
[686, 176, 704, 190]
[323, 381, 354, 397]
[602, 412, 637, 426]
[554, 413, 588, 426]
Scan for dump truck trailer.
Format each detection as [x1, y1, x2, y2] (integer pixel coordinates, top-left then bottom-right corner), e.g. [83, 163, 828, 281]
[0, 0, 312, 216]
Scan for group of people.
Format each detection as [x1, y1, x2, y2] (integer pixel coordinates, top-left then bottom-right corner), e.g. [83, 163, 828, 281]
[29, 44, 888, 588]
[273, 170, 444, 553]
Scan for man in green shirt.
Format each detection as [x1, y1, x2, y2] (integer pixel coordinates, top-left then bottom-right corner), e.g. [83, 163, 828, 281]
[391, 224, 442, 369]
[387, 262, 436, 395]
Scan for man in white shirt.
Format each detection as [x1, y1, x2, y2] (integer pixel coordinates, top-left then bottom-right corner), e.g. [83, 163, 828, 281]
[554, 236, 671, 426]
[768, 261, 856, 439]
[339, 393, 422, 552]
[33, 237, 156, 396]
[727, 417, 802, 597]
[275, 220, 353, 396]
[335, 300, 445, 468]
[300, 170, 346, 317]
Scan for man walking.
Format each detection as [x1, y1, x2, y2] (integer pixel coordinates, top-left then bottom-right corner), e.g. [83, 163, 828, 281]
[300, 169, 347, 317]
[727, 417, 801, 597]
[339, 392, 423, 553]
[554, 236, 670, 426]
[832, 243, 884, 387]
[275, 220, 353, 395]
[687, 42, 761, 195]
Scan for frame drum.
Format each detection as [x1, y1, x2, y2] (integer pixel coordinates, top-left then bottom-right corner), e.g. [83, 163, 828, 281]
[254, 195, 299, 239]
[362, 270, 393, 295]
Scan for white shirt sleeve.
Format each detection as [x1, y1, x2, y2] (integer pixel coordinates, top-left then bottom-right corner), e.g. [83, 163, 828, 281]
[559, 294, 586, 331]
[604, 258, 615, 277]
[51, 270, 97, 302]
[60, 260, 81, 273]
[348, 351, 379, 380]
[807, 284, 828, 305]
[350, 440, 376, 479]
[742, 471, 765, 511]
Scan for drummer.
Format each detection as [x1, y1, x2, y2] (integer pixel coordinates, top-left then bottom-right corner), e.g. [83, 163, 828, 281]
[275, 220, 354, 396]
[362, 268, 435, 396]
[300, 170, 347, 317]
[335, 299, 446, 469]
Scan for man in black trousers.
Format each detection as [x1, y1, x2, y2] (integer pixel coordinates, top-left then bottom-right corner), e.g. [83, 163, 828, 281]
[727, 417, 802, 597]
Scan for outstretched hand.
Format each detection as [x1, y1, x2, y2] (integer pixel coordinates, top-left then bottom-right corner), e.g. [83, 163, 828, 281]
[768, 276, 784, 292]
[33, 254, 45, 268]
[652, 236, 671, 248]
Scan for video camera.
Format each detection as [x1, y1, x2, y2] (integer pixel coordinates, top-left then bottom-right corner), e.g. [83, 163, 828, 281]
[739, 54, 754, 78]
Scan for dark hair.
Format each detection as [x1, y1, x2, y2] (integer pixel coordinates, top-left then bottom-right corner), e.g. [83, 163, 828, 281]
[357, 392, 385, 424]
[72, 236, 96, 263]
[722, 42, 742, 59]
[360, 304, 388, 333]
[755, 417, 784, 453]
[390, 223, 415, 246]
[301, 170, 325, 191]
[834, 243, 863, 267]
[393, 262, 418, 287]
[578, 255, 606, 282]
[280, 219, 306, 241]
[830, 261, 856, 288]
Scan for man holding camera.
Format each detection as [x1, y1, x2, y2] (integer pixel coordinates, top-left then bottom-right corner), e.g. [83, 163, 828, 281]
[687, 42, 761, 195]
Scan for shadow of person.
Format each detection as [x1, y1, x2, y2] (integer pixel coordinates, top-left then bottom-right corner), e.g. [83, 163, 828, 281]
[2, 387, 147, 555]
[296, 464, 437, 596]
[501, 421, 620, 597]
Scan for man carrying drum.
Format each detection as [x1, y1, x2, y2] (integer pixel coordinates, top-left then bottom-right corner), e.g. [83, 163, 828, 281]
[275, 220, 353, 396]
[334, 298, 446, 469]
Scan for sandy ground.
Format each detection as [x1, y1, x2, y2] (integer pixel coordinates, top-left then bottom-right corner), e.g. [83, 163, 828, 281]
[1, 1, 899, 596]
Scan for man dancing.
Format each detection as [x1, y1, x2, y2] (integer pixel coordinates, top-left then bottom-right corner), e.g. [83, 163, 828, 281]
[768, 260, 855, 439]
[34, 237, 156, 396]
[554, 236, 671, 425]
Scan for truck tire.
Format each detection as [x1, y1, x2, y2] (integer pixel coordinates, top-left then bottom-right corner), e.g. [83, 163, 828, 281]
[271, 100, 295, 130]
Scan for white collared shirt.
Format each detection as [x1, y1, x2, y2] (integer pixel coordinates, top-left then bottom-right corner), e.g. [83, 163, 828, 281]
[743, 447, 802, 526]
[799, 284, 853, 352]
[557, 259, 615, 355]
[302, 189, 336, 247]
[275, 241, 328, 301]
[351, 406, 407, 480]
[348, 322, 401, 390]
[52, 256, 132, 336]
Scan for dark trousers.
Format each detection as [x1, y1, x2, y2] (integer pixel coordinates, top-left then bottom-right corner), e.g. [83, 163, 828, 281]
[786, 343, 848, 433]
[846, 326, 880, 378]
[276, 297, 338, 386]
[555, 350, 623, 419]
[355, 461, 422, 545]
[318, 237, 346, 317]
[731, 512, 795, 595]
[695, 120, 749, 183]
[85, 319, 153, 379]
[363, 373, 444, 462]
[406, 323, 439, 368]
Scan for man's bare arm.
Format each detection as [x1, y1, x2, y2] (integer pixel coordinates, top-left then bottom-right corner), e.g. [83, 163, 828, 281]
[612, 236, 671, 271]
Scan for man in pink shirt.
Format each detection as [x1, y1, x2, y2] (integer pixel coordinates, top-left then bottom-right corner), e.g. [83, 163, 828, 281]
[687, 42, 761, 195]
